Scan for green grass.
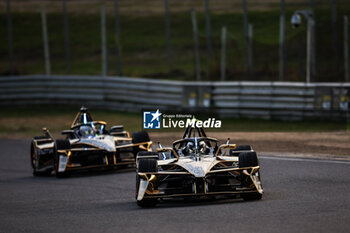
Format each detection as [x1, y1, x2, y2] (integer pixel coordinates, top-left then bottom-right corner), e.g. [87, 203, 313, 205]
[0, 106, 347, 139]
[0, 4, 349, 81]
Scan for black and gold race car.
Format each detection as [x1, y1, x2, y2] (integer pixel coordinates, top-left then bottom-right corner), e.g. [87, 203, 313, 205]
[30, 107, 152, 177]
[135, 126, 263, 207]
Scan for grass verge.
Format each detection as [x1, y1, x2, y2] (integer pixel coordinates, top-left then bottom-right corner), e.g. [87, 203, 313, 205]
[0, 105, 347, 139]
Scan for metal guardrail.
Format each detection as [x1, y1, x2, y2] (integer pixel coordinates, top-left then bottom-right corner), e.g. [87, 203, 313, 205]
[0, 75, 349, 120]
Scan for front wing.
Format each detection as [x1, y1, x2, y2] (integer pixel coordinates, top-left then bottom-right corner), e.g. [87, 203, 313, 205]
[137, 166, 263, 201]
[56, 141, 153, 172]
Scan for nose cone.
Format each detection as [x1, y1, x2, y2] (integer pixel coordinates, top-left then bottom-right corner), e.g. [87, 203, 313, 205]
[180, 158, 215, 177]
[192, 166, 206, 177]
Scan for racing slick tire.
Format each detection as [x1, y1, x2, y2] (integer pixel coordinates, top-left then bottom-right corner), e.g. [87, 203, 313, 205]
[239, 152, 262, 201]
[132, 131, 150, 143]
[30, 140, 51, 176]
[132, 131, 151, 157]
[238, 152, 258, 168]
[136, 158, 158, 207]
[54, 139, 71, 178]
[138, 158, 157, 172]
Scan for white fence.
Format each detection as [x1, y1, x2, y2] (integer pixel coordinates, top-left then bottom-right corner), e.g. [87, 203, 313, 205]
[0, 75, 349, 120]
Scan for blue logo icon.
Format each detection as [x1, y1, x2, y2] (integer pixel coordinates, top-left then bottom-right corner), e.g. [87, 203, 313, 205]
[143, 109, 162, 129]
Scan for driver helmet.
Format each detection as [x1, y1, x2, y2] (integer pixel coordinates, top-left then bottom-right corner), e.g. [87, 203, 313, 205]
[79, 125, 95, 138]
[199, 141, 209, 154]
[185, 141, 195, 154]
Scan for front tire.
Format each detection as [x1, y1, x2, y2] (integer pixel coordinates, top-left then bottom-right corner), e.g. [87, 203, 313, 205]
[54, 139, 70, 178]
[136, 158, 158, 207]
[138, 158, 157, 172]
[54, 151, 69, 178]
[239, 152, 262, 201]
[239, 152, 258, 168]
[30, 141, 50, 176]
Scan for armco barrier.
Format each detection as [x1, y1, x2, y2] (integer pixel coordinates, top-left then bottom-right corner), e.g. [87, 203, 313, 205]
[0, 75, 349, 120]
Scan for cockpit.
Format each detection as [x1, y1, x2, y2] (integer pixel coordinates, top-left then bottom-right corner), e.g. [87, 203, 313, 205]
[156, 126, 234, 160]
[172, 137, 218, 157]
[78, 125, 96, 138]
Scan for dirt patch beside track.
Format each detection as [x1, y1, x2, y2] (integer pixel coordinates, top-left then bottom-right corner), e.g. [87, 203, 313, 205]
[149, 132, 350, 158]
[1, 131, 348, 159]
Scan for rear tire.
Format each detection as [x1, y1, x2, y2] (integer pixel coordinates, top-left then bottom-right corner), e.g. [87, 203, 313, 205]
[132, 131, 150, 158]
[132, 131, 150, 143]
[136, 158, 158, 207]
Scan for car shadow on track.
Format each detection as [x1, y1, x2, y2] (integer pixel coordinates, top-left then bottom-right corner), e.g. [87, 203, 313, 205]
[122, 197, 265, 210]
[93, 199, 249, 213]
[27, 166, 136, 180]
[157, 198, 246, 208]
[59, 166, 136, 179]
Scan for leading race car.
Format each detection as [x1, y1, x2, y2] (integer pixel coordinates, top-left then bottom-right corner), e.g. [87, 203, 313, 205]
[30, 107, 152, 177]
[135, 126, 263, 207]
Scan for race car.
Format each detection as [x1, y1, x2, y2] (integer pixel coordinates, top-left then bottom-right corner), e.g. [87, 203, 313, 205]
[30, 107, 152, 177]
[135, 126, 263, 207]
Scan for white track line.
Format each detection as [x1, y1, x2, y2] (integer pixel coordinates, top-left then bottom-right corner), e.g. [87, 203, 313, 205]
[260, 156, 350, 165]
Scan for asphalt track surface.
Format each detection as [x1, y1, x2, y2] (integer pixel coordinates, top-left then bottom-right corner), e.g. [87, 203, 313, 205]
[0, 140, 350, 233]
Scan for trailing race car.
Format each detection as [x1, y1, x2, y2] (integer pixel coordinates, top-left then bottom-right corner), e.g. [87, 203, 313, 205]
[135, 126, 263, 207]
[30, 107, 152, 177]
